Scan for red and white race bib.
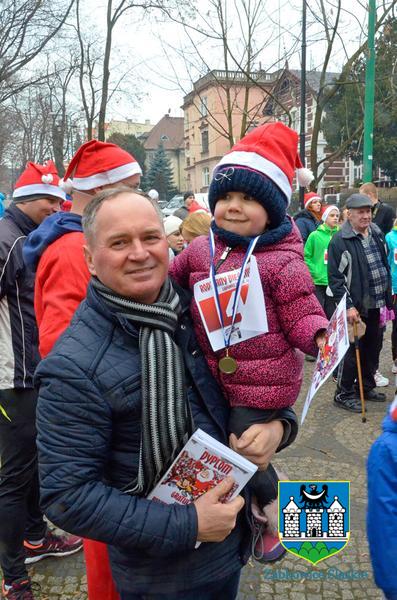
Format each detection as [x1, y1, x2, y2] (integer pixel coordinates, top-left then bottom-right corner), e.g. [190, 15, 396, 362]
[324, 249, 328, 265]
[193, 256, 268, 352]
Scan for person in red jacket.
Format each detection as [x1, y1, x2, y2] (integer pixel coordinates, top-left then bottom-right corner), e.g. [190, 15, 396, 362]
[23, 140, 142, 600]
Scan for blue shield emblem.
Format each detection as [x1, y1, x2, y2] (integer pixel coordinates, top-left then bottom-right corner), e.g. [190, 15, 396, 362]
[278, 480, 350, 565]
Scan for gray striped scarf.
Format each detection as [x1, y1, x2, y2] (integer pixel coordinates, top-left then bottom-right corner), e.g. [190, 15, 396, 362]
[92, 276, 193, 496]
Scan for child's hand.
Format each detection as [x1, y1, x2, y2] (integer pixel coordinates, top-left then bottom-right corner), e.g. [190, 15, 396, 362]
[315, 329, 327, 351]
[229, 421, 284, 470]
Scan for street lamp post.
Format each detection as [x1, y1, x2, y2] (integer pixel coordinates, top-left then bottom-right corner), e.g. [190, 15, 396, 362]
[299, 0, 307, 208]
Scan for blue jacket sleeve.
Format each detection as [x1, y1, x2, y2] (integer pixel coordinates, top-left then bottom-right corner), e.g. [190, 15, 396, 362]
[367, 436, 397, 599]
[295, 218, 309, 243]
[36, 356, 198, 557]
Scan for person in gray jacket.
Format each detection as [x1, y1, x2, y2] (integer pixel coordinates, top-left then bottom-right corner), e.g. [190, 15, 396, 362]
[327, 193, 392, 413]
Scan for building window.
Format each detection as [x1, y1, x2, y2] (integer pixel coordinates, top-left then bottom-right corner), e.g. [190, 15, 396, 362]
[186, 157, 191, 167]
[200, 96, 208, 117]
[201, 130, 209, 154]
[160, 134, 169, 142]
[184, 113, 189, 129]
[202, 167, 210, 187]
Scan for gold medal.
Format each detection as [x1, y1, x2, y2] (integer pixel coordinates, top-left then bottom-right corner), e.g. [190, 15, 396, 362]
[218, 349, 238, 374]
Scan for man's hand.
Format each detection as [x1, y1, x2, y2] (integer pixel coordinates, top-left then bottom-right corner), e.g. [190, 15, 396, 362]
[347, 307, 360, 324]
[229, 421, 284, 471]
[195, 477, 245, 542]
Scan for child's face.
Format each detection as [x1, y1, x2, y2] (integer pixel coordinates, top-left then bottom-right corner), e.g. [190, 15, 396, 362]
[214, 191, 269, 237]
[325, 210, 339, 228]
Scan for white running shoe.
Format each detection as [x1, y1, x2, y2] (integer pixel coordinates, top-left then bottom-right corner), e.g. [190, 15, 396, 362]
[374, 370, 389, 387]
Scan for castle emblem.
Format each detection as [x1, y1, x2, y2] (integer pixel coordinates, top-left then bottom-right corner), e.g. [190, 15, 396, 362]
[278, 481, 350, 564]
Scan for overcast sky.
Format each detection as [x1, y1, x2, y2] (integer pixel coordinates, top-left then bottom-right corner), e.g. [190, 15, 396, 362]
[79, 0, 370, 126]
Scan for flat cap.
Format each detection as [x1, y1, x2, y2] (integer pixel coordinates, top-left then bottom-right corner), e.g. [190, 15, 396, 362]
[345, 193, 372, 209]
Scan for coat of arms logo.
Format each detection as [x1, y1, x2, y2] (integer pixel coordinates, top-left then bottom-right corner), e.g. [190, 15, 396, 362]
[278, 480, 350, 565]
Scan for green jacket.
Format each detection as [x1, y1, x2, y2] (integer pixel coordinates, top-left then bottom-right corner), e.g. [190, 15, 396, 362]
[304, 223, 339, 286]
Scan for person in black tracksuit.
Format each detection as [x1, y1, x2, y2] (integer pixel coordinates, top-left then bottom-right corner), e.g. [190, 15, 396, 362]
[327, 194, 393, 413]
[0, 162, 81, 599]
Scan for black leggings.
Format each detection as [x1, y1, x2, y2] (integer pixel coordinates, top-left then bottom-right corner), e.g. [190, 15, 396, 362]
[228, 407, 279, 508]
[0, 388, 47, 584]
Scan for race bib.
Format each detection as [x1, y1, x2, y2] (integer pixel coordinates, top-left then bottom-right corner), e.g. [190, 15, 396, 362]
[193, 256, 268, 352]
[324, 249, 328, 265]
[394, 248, 397, 265]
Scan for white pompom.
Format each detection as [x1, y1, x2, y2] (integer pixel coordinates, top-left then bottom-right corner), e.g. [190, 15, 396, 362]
[59, 178, 73, 194]
[42, 173, 54, 184]
[296, 167, 314, 187]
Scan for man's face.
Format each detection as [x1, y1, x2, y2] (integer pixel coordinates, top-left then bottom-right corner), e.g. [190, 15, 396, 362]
[185, 195, 195, 208]
[84, 192, 169, 303]
[19, 197, 61, 224]
[348, 207, 372, 232]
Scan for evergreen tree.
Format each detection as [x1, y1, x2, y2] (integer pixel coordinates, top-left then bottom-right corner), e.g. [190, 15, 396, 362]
[322, 18, 397, 181]
[107, 132, 146, 177]
[145, 143, 178, 201]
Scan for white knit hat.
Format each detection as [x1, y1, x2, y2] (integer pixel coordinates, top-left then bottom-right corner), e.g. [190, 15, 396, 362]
[322, 205, 340, 222]
[163, 215, 182, 236]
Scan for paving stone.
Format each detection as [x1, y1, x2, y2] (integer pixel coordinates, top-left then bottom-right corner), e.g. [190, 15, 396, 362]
[2, 326, 392, 598]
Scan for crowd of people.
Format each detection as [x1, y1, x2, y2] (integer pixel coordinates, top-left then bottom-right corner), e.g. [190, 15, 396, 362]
[0, 122, 395, 600]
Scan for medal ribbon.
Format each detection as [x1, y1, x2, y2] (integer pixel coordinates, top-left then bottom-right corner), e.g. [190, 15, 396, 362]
[209, 229, 259, 350]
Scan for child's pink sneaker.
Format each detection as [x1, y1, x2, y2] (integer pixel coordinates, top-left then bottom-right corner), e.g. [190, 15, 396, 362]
[250, 515, 286, 563]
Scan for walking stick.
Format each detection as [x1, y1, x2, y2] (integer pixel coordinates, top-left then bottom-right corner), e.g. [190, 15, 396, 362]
[353, 321, 367, 423]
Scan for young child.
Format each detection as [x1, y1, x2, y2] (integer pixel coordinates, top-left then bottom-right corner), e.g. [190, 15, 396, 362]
[169, 122, 328, 560]
[304, 204, 340, 319]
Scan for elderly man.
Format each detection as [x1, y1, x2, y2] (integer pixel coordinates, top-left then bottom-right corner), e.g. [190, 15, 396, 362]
[359, 182, 395, 236]
[328, 193, 392, 413]
[0, 161, 81, 600]
[35, 188, 297, 600]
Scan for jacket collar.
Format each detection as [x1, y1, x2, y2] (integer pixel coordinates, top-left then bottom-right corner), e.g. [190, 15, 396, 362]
[5, 203, 37, 236]
[341, 220, 377, 240]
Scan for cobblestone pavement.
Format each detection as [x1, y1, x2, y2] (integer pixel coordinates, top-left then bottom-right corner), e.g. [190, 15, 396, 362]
[23, 340, 393, 599]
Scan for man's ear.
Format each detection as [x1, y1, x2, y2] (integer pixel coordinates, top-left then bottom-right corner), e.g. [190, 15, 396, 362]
[83, 244, 96, 276]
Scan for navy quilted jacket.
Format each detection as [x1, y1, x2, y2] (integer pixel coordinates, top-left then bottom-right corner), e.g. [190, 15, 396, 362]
[36, 282, 250, 594]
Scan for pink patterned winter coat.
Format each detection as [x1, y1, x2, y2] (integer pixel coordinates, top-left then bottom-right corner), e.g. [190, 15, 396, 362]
[169, 222, 328, 410]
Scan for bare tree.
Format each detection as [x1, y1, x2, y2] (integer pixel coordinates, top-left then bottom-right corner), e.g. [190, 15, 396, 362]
[158, 0, 296, 149]
[308, 0, 397, 185]
[0, 0, 75, 104]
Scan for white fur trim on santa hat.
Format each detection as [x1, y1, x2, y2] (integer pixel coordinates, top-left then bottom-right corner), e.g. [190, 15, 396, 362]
[59, 178, 73, 194]
[41, 173, 54, 184]
[71, 161, 142, 191]
[215, 150, 292, 202]
[322, 204, 340, 222]
[296, 167, 314, 188]
[13, 183, 66, 201]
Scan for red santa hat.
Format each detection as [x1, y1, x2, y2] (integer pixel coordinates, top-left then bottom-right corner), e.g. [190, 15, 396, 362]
[304, 191, 322, 209]
[62, 140, 142, 192]
[13, 160, 66, 202]
[208, 122, 314, 227]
